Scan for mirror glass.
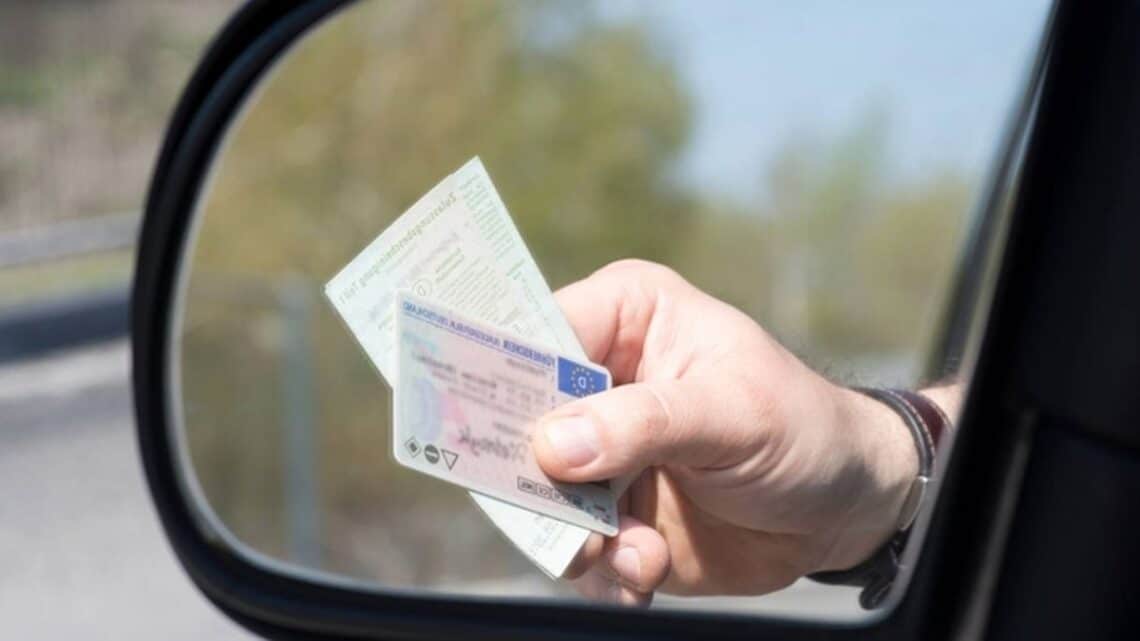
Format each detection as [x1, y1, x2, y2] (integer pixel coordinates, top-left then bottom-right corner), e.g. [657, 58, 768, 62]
[173, 0, 1050, 620]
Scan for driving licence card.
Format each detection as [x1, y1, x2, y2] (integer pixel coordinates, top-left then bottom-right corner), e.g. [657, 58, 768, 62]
[325, 157, 626, 578]
[394, 292, 618, 536]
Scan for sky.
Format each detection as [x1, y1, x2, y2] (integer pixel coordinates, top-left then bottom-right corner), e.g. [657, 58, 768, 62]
[605, 0, 1054, 200]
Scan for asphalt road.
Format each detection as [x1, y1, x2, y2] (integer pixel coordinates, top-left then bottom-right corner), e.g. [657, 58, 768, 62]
[0, 340, 252, 640]
[0, 339, 861, 639]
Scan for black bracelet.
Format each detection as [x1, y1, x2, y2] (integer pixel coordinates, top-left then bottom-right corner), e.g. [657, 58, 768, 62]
[807, 388, 948, 609]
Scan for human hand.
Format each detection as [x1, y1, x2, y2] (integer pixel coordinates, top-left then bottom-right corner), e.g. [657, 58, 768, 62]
[532, 260, 919, 605]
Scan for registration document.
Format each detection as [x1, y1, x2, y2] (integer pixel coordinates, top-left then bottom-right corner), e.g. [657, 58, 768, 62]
[326, 158, 615, 577]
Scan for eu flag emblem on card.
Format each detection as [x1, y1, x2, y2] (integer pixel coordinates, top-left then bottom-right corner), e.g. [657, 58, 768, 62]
[557, 357, 608, 398]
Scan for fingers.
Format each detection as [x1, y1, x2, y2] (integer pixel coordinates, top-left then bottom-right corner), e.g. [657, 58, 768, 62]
[534, 379, 728, 483]
[562, 478, 634, 581]
[569, 515, 670, 607]
[554, 259, 688, 383]
[572, 570, 652, 607]
[604, 516, 671, 593]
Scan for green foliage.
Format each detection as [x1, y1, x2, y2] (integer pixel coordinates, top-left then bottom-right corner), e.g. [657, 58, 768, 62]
[195, 1, 694, 286]
[0, 63, 52, 107]
[757, 115, 970, 369]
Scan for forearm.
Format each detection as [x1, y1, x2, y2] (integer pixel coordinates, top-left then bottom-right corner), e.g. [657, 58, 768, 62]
[918, 381, 963, 422]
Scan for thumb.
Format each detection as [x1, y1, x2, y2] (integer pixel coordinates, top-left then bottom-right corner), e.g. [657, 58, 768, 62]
[533, 379, 730, 483]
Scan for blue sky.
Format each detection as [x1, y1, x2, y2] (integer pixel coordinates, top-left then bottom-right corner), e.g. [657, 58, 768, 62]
[605, 1, 1053, 200]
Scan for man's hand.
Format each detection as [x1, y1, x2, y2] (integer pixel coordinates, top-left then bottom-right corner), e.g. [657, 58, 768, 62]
[532, 260, 920, 606]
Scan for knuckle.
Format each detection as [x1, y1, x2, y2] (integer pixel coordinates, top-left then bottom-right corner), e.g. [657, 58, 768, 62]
[629, 383, 676, 461]
[596, 258, 658, 276]
[597, 387, 665, 466]
[615, 399, 657, 457]
[596, 258, 681, 285]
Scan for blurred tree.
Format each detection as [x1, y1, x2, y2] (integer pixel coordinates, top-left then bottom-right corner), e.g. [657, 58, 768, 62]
[759, 111, 971, 378]
[196, 0, 693, 286]
[0, 1, 237, 229]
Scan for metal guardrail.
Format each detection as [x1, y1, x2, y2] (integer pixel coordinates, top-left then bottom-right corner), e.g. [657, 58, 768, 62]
[0, 214, 137, 362]
[0, 286, 129, 362]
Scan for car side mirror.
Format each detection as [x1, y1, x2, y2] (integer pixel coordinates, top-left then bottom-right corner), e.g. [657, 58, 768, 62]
[132, 1, 1072, 639]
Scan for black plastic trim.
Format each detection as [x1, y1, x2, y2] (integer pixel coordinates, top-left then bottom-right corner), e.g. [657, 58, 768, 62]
[1011, 0, 1140, 451]
[986, 422, 1140, 640]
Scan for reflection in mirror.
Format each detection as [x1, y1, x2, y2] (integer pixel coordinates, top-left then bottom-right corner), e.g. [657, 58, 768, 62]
[175, 0, 1050, 621]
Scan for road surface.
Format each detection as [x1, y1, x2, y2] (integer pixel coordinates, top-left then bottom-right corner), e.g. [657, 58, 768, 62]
[0, 340, 252, 640]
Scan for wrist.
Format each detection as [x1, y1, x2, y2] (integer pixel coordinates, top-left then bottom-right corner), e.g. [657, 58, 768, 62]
[820, 386, 919, 572]
[919, 383, 961, 422]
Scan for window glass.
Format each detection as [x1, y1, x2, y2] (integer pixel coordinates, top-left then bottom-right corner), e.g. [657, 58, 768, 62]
[177, 0, 1051, 620]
